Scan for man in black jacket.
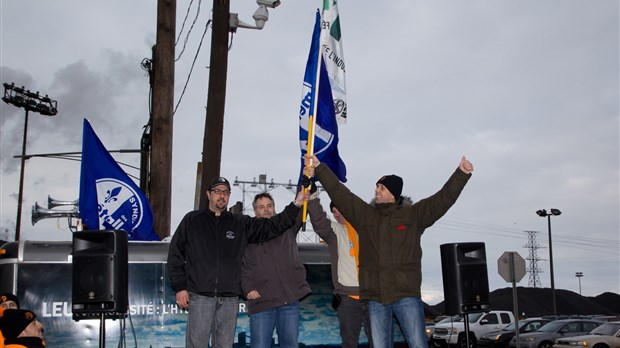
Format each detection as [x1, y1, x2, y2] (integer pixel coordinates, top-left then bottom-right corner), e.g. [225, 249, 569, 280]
[167, 176, 307, 348]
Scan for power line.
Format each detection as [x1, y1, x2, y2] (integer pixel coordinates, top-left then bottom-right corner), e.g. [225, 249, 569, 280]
[175, 0, 202, 61]
[434, 216, 619, 256]
[173, 19, 212, 116]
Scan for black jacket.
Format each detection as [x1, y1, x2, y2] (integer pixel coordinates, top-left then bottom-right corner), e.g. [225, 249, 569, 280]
[3, 337, 46, 348]
[167, 203, 301, 297]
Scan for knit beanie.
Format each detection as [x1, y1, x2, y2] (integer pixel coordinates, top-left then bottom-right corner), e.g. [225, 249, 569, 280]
[376, 175, 403, 200]
[0, 308, 36, 339]
[0, 293, 19, 309]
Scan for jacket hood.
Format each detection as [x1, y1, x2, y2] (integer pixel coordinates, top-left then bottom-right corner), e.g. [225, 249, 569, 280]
[369, 195, 413, 207]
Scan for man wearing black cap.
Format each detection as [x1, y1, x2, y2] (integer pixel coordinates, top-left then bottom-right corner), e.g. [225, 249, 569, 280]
[0, 308, 45, 347]
[167, 176, 307, 348]
[0, 293, 19, 310]
[305, 154, 473, 348]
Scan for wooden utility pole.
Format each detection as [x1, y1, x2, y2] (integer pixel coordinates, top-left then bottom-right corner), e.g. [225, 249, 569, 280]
[150, 0, 176, 239]
[199, 0, 230, 210]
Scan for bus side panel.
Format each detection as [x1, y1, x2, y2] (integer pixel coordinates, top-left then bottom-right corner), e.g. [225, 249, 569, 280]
[16, 262, 357, 347]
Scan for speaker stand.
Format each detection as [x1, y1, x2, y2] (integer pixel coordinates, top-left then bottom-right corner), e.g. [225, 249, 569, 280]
[463, 313, 471, 348]
[99, 313, 106, 348]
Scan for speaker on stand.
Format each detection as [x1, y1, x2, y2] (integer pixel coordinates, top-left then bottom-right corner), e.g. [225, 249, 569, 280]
[440, 242, 490, 348]
[72, 230, 128, 348]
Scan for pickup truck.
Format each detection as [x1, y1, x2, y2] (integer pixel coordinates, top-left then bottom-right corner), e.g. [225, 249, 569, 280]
[432, 310, 515, 348]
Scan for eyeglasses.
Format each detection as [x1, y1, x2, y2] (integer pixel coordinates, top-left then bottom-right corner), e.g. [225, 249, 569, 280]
[210, 189, 231, 196]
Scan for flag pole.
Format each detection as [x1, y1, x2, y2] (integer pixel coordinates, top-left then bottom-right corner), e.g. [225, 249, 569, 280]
[302, 11, 324, 231]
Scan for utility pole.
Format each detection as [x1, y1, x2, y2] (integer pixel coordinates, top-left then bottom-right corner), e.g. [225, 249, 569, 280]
[150, 0, 176, 239]
[199, 0, 230, 210]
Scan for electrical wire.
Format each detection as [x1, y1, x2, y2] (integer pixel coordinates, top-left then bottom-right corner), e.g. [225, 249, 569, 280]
[433, 216, 619, 256]
[175, 0, 195, 45]
[116, 318, 126, 348]
[228, 31, 235, 51]
[173, 19, 212, 116]
[128, 311, 138, 348]
[175, 0, 202, 62]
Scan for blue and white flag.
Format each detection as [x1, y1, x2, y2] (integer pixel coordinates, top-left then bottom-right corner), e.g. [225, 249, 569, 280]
[299, 10, 347, 183]
[79, 119, 159, 241]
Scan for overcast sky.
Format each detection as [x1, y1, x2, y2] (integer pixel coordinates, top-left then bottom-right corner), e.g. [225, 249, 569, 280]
[1, 1, 618, 305]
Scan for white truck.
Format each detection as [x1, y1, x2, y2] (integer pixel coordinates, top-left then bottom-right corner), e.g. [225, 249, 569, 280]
[432, 310, 515, 348]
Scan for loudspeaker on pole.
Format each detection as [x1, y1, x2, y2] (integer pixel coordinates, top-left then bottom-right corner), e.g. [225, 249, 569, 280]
[440, 242, 490, 315]
[72, 230, 128, 320]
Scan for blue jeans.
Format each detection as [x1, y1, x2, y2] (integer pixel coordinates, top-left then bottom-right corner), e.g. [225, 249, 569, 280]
[186, 293, 239, 348]
[368, 297, 428, 348]
[249, 301, 300, 348]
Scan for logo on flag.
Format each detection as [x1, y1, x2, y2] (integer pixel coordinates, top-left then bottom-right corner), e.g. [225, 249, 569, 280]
[79, 119, 159, 241]
[96, 178, 146, 231]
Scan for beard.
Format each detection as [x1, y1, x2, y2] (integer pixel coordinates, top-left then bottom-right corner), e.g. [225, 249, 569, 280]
[213, 198, 227, 210]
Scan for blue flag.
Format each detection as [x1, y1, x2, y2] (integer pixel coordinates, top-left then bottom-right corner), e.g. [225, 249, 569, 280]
[79, 119, 159, 241]
[299, 10, 347, 183]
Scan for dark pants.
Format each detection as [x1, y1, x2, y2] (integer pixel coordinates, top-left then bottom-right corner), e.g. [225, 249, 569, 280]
[337, 295, 374, 348]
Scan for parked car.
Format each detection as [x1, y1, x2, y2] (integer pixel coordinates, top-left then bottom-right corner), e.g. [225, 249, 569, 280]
[433, 311, 515, 348]
[479, 318, 552, 348]
[553, 321, 620, 348]
[591, 316, 620, 323]
[509, 319, 602, 348]
[427, 316, 460, 342]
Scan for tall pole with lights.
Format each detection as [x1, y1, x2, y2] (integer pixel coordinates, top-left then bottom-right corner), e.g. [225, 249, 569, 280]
[536, 208, 561, 316]
[2, 83, 58, 241]
[575, 272, 583, 295]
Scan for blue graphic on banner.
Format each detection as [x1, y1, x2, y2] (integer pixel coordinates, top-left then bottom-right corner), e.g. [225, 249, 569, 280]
[299, 10, 347, 183]
[79, 119, 158, 240]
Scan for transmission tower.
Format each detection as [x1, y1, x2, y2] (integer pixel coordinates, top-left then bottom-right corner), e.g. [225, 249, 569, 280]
[523, 230, 543, 287]
[233, 174, 297, 213]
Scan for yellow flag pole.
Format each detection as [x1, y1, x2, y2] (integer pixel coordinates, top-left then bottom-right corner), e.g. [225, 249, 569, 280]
[302, 16, 324, 231]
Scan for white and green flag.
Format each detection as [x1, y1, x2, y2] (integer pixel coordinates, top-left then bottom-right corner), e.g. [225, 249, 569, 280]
[321, 0, 347, 124]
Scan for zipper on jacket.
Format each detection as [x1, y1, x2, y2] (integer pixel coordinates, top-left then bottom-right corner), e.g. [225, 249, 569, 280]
[214, 215, 219, 294]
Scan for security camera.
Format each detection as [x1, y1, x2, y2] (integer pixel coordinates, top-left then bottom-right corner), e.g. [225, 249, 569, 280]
[230, 0, 280, 32]
[257, 0, 280, 8]
[252, 6, 269, 29]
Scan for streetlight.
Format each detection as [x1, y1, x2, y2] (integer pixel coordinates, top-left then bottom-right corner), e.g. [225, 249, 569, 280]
[2, 82, 58, 241]
[575, 272, 584, 295]
[536, 208, 561, 316]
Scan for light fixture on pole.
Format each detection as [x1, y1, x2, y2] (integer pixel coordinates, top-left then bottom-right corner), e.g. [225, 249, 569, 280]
[536, 208, 561, 316]
[575, 272, 583, 295]
[2, 82, 58, 241]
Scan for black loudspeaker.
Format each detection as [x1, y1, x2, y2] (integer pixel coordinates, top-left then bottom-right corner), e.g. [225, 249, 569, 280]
[440, 242, 490, 315]
[72, 230, 128, 320]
